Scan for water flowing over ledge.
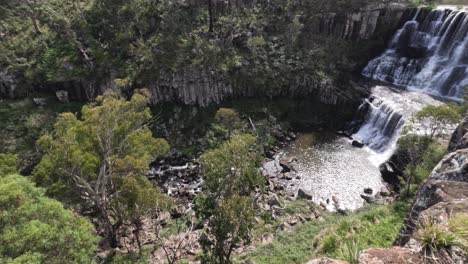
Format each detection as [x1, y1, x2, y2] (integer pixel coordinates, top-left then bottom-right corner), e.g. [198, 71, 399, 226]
[269, 85, 445, 212]
[352, 85, 444, 159]
[363, 7, 468, 100]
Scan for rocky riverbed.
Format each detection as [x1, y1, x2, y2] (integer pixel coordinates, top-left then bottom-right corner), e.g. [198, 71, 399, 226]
[262, 132, 393, 211]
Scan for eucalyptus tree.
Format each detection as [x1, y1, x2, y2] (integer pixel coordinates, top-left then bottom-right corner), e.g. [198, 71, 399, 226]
[34, 90, 171, 247]
[196, 134, 263, 263]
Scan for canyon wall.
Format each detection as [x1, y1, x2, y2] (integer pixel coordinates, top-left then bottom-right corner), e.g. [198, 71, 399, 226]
[144, 3, 412, 107]
[1, 3, 412, 109]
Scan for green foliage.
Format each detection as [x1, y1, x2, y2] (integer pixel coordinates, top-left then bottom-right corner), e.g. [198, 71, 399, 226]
[398, 104, 460, 197]
[245, 202, 409, 264]
[214, 108, 242, 136]
[415, 213, 468, 261]
[1, 0, 372, 100]
[413, 105, 462, 139]
[200, 195, 256, 264]
[197, 134, 263, 263]
[0, 99, 82, 171]
[312, 203, 409, 262]
[448, 213, 468, 251]
[412, 143, 445, 184]
[33, 90, 170, 247]
[398, 135, 446, 197]
[0, 154, 17, 176]
[199, 134, 263, 199]
[0, 174, 97, 263]
[416, 216, 457, 252]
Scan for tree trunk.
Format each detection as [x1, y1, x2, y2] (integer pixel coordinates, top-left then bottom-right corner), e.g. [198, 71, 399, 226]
[405, 165, 415, 199]
[30, 14, 41, 34]
[208, 0, 214, 33]
[134, 220, 142, 254]
[98, 202, 119, 248]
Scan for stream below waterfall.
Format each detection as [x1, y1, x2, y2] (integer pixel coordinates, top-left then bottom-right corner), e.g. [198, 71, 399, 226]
[269, 5, 467, 211]
[269, 85, 445, 211]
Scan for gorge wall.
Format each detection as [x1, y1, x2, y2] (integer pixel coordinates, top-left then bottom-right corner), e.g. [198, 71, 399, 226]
[142, 3, 413, 107]
[0, 3, 413, 111]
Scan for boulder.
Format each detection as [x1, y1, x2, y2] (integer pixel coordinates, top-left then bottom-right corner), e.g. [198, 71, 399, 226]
[336, 130, 352, 139]
[287, 216, 299, 226]
[32, 98, 47, 106]
[288, 131, 297, 140]
[55, 90, 69, 103]
[297, 189, 313, 200]
[267, 194, 282, 207]
[358, 247, 422, 264]
[448, 117, 468, 151]
[306, 258, 348, 264]
[379, 162, 401, 191]
[279, 158, 292, 173]
[352, 140, 364, 148]
[428, 149, 468, 183]
[277, 222, 290, 232]
[379, 186, 391, 197]
[260, 234, 274, 245]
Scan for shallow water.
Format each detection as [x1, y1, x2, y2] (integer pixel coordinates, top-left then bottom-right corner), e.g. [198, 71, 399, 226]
[278, 132, 383, 211]
[277, 85, 447, 211]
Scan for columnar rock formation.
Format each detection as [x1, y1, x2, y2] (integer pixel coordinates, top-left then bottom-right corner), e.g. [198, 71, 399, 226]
[0, 4, 412, 108]
[144, 4, 410, 107]
[311, 3, 409, 41]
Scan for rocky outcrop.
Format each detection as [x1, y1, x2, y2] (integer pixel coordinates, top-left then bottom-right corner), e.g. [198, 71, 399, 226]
[394, 117, 468, 248]
[311, 3, 410, 41]
[0, 68, 19, 98]
[358, 247, 423, 264]
[145, 66, 349, 107]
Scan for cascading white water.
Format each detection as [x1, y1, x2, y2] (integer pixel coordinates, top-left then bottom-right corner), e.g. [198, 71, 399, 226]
[352, 86, 444, 155]
[363, 8, 468, 100]
[353, 96, 404, 151]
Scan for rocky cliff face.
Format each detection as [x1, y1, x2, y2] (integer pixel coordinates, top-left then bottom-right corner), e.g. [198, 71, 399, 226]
[146, 66, 346, 107]
[0, 68, 18, 98]
[310, 3, 410, 41]
[0, 3, 412, 109]
[143, 3, 411, 107]
[394, 117, 468, 248]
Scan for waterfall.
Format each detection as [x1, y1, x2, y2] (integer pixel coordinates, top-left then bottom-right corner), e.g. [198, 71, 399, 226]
[363, 8, 468, 100]
[351, 86, 444, 153]
[353, 96, 404, 152]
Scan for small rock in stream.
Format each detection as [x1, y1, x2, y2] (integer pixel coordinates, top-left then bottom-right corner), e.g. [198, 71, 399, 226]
[297, 189, 313, 200]
[352, 140, 364, 148]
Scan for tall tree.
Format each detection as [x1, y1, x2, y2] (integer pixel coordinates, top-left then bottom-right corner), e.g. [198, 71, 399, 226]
[33, 90, 170, 247]
[0, 174, 97, 263]
[196, 134, 263, 263]
[413, 105, 461, 140]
